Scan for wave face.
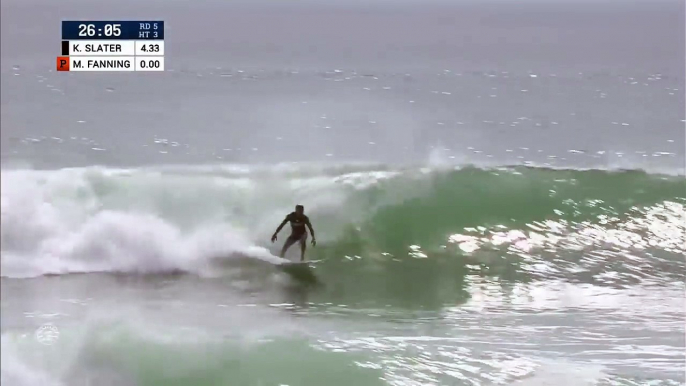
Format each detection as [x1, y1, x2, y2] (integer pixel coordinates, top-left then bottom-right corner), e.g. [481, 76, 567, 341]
[1, 164, 684, 285]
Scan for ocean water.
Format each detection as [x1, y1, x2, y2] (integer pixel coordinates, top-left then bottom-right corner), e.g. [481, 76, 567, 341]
[1, 0, 685, 385]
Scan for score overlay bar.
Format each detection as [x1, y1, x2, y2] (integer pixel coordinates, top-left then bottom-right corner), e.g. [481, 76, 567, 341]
[57, 21, 164, 72]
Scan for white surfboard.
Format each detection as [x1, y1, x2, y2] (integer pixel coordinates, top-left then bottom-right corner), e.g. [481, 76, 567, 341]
[277, 259, 324, 284]
[279, 259, 325, 266]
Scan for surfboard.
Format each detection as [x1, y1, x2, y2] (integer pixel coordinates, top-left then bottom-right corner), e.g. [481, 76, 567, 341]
[277, 259, 324, 284]
[279, 259, 325, 266]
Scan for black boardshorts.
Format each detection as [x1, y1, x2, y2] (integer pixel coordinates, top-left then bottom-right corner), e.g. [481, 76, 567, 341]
[287, 232, 308, 244]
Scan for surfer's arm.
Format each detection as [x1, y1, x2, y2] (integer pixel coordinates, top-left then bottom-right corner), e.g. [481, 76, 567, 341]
[271, 217, 289, 242]
[274, 218, 288, 235]
[306, 220, 316, 246]
[306, 219, 315, 239]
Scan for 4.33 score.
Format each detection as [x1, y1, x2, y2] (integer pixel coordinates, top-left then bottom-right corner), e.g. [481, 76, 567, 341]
[135, 41, 165, 56]
[139, 43, 160, 53]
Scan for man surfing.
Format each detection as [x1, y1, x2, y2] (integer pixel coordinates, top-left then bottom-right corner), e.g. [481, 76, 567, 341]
[271, 205, 316, 261]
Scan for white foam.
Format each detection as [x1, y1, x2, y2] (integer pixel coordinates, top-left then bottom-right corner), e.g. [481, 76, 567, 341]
[0, 166, 372, 278]
[0, 169, 269, 277]
[1, 335, 64, 386]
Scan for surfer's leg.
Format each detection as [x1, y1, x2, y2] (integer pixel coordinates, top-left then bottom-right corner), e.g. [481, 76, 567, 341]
[299, 233, 308, 261]
[280, 236, 298, 258]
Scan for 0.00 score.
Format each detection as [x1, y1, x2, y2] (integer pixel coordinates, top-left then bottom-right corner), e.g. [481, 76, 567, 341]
[138, 59, 161, 69]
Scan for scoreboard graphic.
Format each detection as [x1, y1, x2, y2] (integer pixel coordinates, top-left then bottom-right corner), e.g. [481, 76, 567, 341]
[56, 21, 164, 72]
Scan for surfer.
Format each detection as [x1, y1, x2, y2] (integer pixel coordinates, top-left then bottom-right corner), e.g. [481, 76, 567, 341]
[271, 205, 316, 261]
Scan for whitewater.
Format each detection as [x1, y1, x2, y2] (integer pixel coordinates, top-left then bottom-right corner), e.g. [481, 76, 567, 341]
[0, 163, 416, 278]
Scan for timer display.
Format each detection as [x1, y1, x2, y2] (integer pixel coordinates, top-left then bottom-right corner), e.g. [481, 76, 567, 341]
[62, 21, 164, 40]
